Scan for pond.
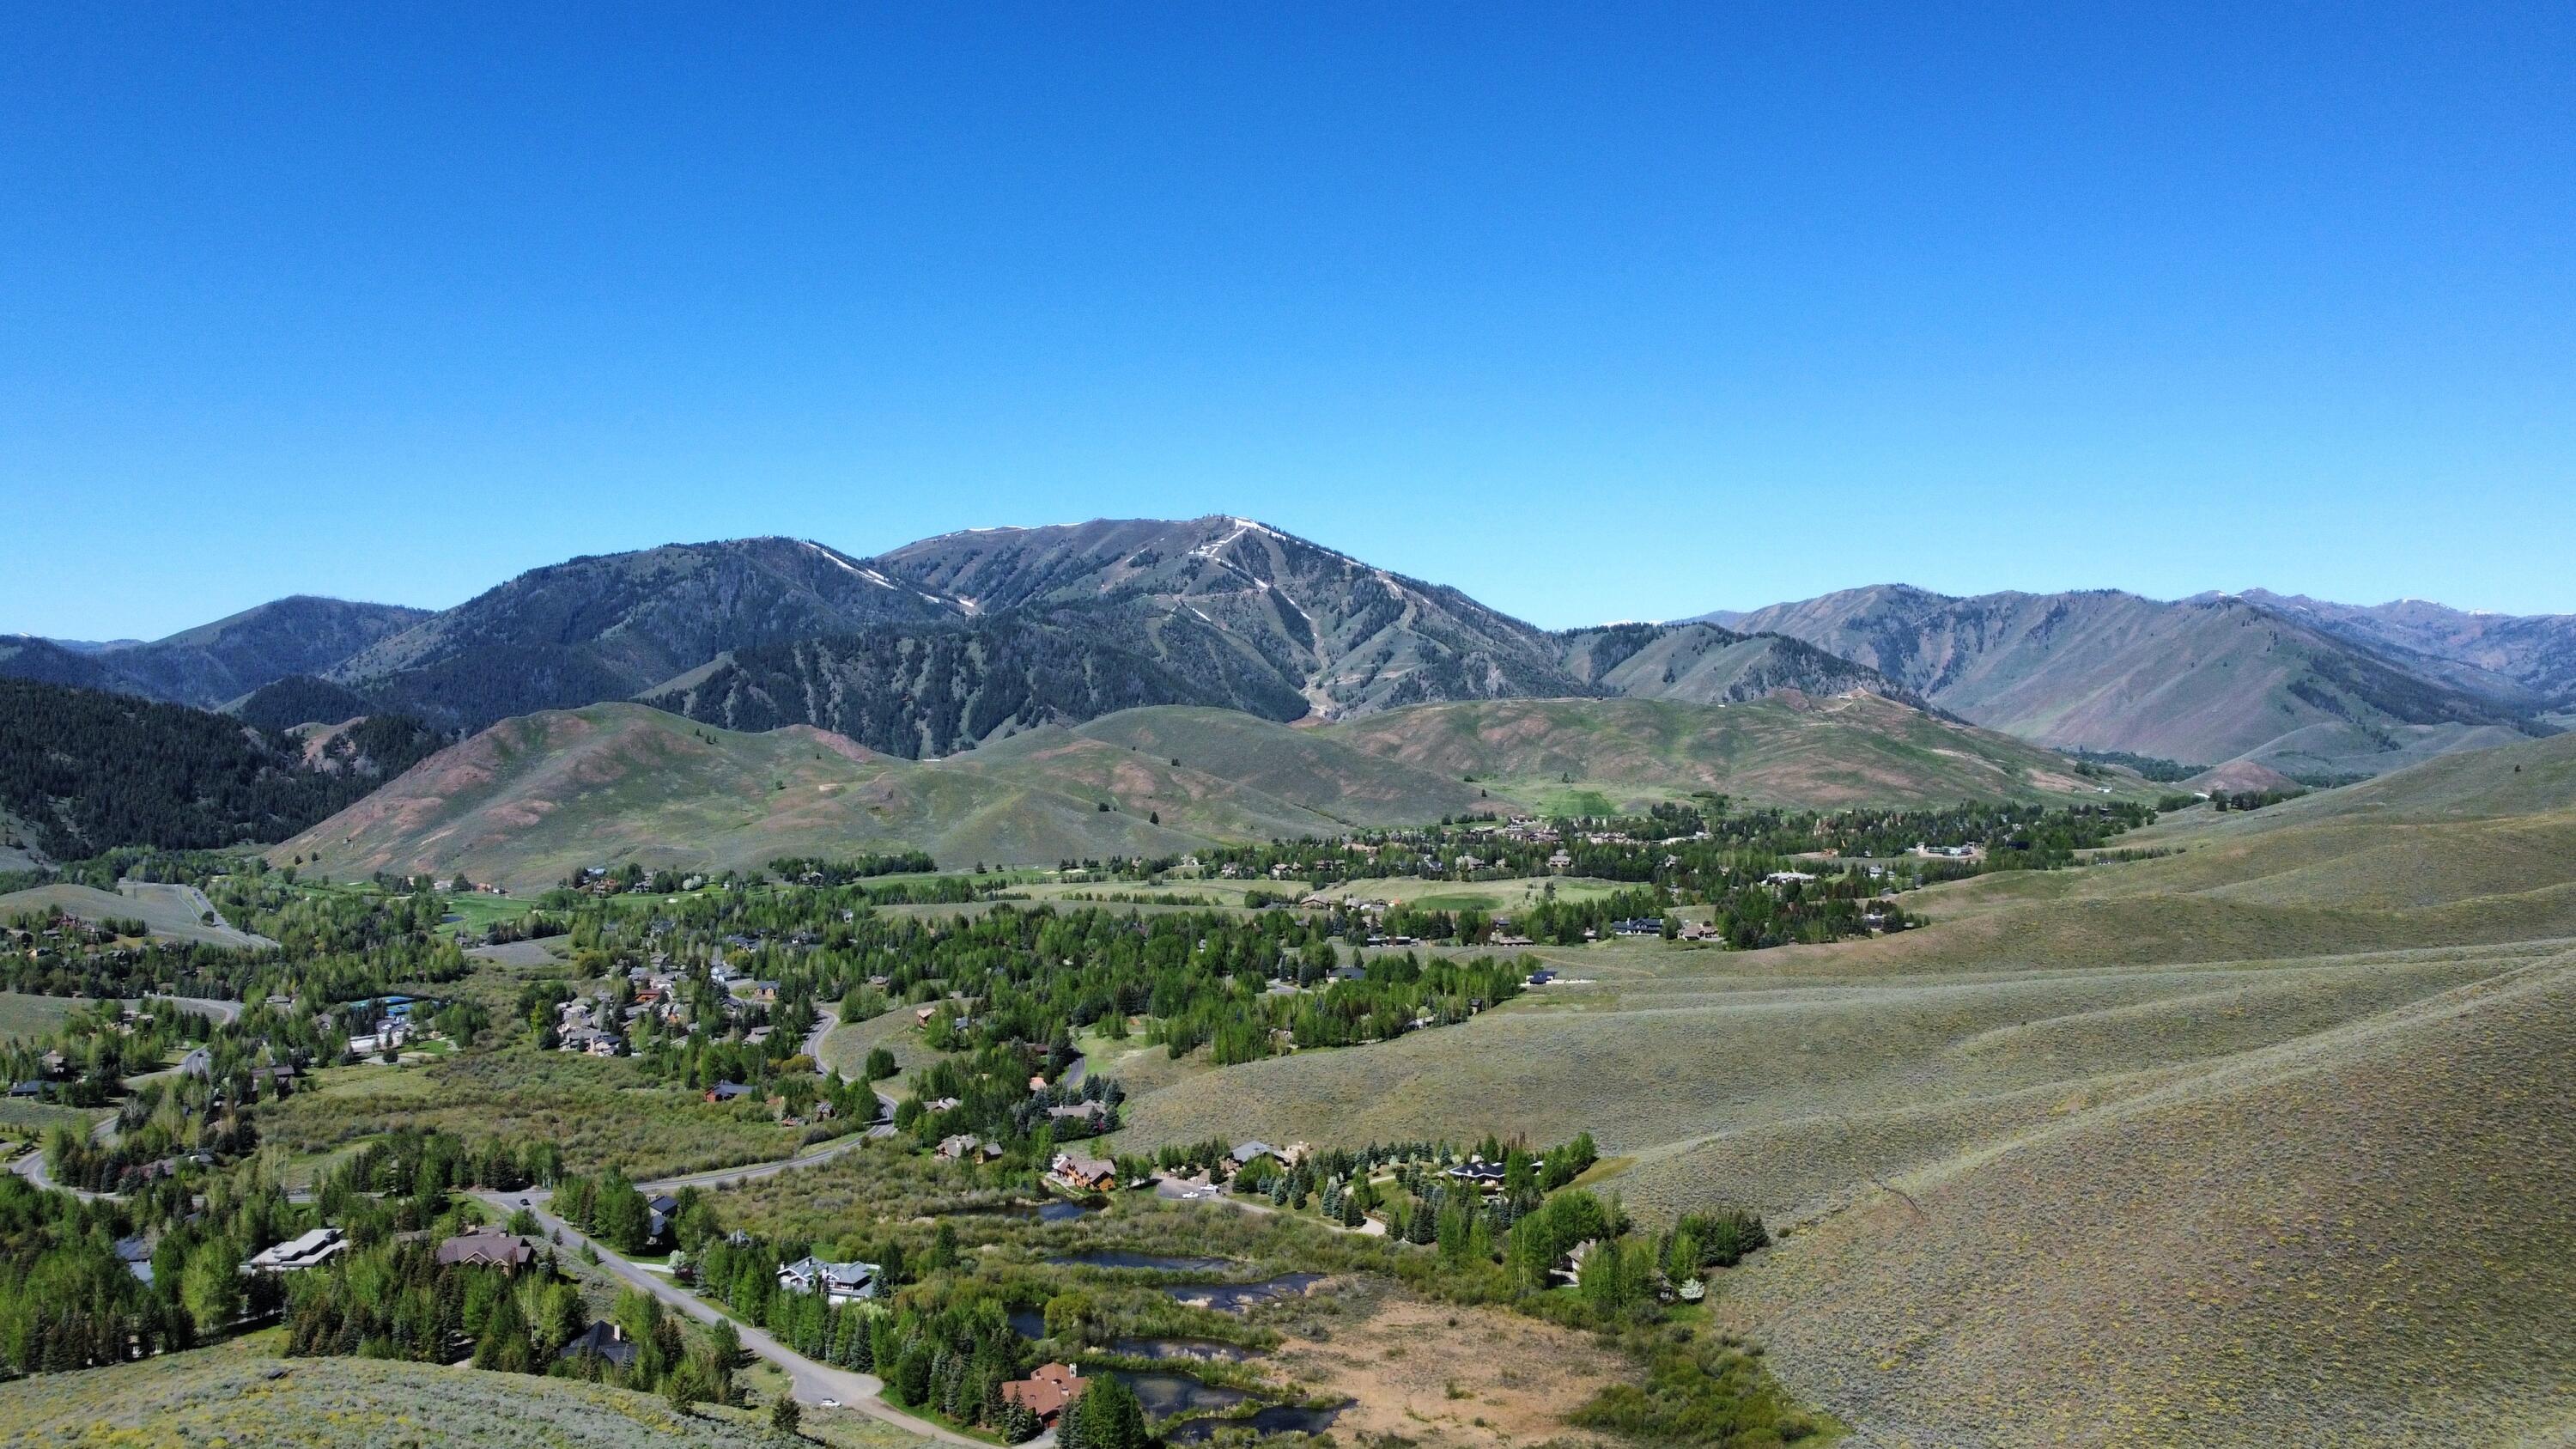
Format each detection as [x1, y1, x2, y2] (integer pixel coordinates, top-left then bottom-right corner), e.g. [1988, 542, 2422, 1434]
[1047, 1250, 1235, 1272]
[1109, 1336, 1255, 1362]
[1157, 1273, 1325, 1313]
[1008, 1307, 1048, 1340]
[960, 1199, 1098, 1223]
[1109, 1368, 1249, 1420]
[1163, 1401, 1352, 1442]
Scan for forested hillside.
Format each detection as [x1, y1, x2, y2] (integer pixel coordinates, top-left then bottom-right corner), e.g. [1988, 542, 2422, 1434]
[0, 597, 426, 708]
[0, 679, 444, 857]
[643, 607, 1310, 757]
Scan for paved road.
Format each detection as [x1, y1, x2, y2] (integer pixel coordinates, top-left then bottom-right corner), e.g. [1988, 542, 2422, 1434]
[472, 1189, 976, 1446]
[157, 994, 242, 1026]
[8, 1107, 118, 1202]
[635, 1129, 877, 1196]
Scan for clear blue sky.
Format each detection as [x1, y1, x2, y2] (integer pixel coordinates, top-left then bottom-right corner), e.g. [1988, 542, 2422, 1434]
[4, 3, 2571, 639]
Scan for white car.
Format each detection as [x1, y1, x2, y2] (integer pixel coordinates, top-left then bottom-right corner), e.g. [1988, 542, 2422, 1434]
[817, 1399, 839, 1409]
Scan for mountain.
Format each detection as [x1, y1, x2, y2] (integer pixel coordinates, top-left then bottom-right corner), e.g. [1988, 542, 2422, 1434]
[0, 678, 443, 859]
[1315, 691, 2129, 813]
[640, 606, 1311, 757]
[872, 516, 1590, 718]
[2230, 589, 2576, 711]
[271, 703, 1492, 889]
[325, 538, 964, 730]
[1, 598, 428, 709]
[1555, 620, 1929, 709]
[1710, 585, 2551, 776]
[11, 521, 1930, 749]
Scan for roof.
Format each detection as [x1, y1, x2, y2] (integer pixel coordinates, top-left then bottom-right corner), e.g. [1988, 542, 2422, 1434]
[434, 1227, 537, 1269]
[559, 1319, 638, 1368]
[1001, 1362, 1089, 1420]
[1230, 1140, 1276, 1162]
[246, 1226, 348, 1271]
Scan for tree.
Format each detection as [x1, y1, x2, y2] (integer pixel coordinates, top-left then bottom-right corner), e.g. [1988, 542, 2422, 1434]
[770, 1393, 803, 1437]
[1062, 1369, 1148, 1449]
[179, 1238, 243, 1336]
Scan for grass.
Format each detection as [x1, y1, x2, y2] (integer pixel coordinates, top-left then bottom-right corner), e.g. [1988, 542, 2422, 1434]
[0, 1336, 945, 1448]
[264, 1038, 811, 1179]
[0, 989, 79, 1042]
[1317, 693, 2149, 812]
[1108, 729, 2576, 1446]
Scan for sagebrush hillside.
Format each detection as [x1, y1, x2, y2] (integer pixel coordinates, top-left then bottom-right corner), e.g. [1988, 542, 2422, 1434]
[1315, 691, 2123, 813]
[1115, 729, 2576, 1446]
[273, 693, 2129, 888]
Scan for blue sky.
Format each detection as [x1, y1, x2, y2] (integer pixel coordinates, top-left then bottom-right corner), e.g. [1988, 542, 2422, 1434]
[4, 3, 2571, 639]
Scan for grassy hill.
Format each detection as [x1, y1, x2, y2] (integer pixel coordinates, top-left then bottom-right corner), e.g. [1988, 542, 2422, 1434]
[1028, 706, 1497, 825]
[276, 693, 2136, 890]
[0, 1339, 931, 1447]
[271, 703, 1218, 888]
[1316, 691, 2126, 813]
[1113, 728, 2576, 1446]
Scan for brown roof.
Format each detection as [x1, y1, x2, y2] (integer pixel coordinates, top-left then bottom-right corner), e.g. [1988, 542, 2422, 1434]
[1001, 1362, 1088, 1422]
[434, 1227, 537, 1269]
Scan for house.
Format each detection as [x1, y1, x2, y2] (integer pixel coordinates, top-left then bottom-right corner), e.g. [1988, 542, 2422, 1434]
[778, 1255, 879, 1306]
[647, 1194, 681, 1245]
[1050, 1152, 1119, 1193]
[559, 1319, 640, 1369]
[936, 1134, 983, 1161]
[1226, 1141, 1278, 1172]
[1763, 871, 1817, 886]
[707, 1081, 756, 1103]
[1002, 1362, 1089, 1425]
[246, 1227, 349, 1273]
[434, 1227, 538, 1273]
[1445, 1159, 1508, 1190]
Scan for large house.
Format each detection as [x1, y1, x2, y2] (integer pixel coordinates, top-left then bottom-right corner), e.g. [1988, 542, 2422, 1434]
[778, 1256, 879, 1306]
[434, 1227, 538, 1273]
[1050, 1151, 1119, 1194]
[246, 1227, 349, 1273]
[1002, 1362, 1089, 1425]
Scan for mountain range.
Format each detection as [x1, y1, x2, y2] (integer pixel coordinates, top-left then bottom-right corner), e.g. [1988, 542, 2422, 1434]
[8, 517, 2567, 785]
[1703, 584, 2565, 778]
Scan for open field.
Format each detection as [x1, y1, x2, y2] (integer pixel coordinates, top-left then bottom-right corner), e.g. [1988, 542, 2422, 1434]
[264, 1039, 816, 1179]
[1262, 1278, 1632, 1449]
[0, 880, 271, 947]
[1110, 729, 2576, 1446]
[0, 989, 79, 1042]
[0, 1336, 934, 1448]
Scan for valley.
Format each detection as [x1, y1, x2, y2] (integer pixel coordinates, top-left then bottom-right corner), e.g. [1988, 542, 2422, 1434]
[3, 521, 2571, 1448]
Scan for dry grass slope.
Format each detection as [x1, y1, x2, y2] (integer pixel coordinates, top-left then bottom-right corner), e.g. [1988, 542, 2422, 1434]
[1115, 730, 2576, 1446]
[0, 1342, 935, 1448]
